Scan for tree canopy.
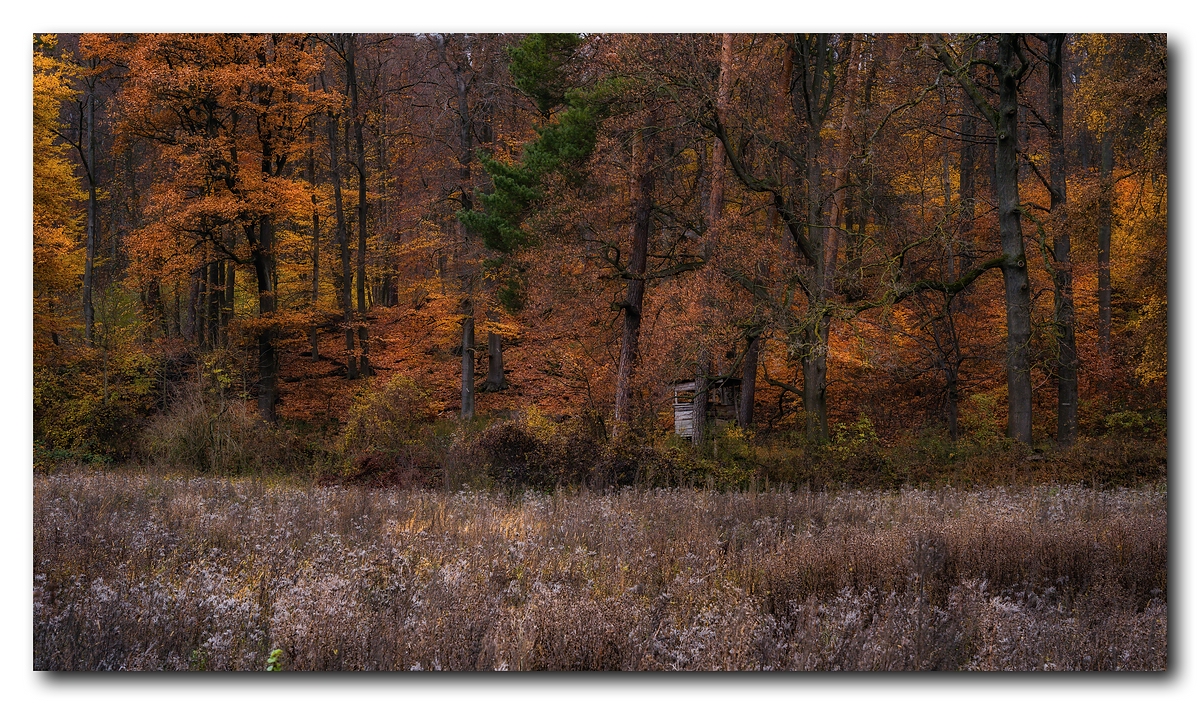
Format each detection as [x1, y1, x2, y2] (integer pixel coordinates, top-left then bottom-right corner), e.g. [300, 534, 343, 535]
[32, 33, 1167, 468]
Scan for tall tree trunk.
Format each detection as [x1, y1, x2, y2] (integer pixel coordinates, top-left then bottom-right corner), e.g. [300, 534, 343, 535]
[614, 111, 657, 427]
[214, 257, 225, 346]
[708, 33, 732, 234]
[939, 34, 1033, 444]
[249, 73, 284, 422]
[172, 281, 181, 338]
[788, 33, 836, 442]
[223, 230, 235, 346]
[776, 39, 793, 122]
[247, 217, 279, 422]
[1047, 34, 1078, 446]
[461, 300, 475, 419]
[483, 329, 508, 391]
[958, 95, 977, 271]
[378, 77, 398, 307]
[453, 46, 473, 215]
[196, 260, 208, 349]
[347, 35, 372, 375]
[1097, 132, 1114, 356]
[694, 34, 732, 439]
[802, 120, 830, 441]
[206, 257, 220, 349]
[144, 279, 164, 339]
[934, 88, 961, 439]
[994, 35, 1034, 444]
[185, 267, 199, 344]
[82, 82, 97, 345]
[327, 107, 357, 379]
[827, 34, 862, 287]
[307, 145, 320, 361]
[692, 349, 711, 447]
[940, 86, 956, 281]
[945, 362, 960, 441]
[738, 333, 759, 428]
[800, 319, 830, 440]
[221, 262, 233, 347]
[443, 35, 482, 404]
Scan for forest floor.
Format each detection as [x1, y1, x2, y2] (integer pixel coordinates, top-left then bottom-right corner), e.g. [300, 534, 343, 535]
[34, 471, 1166, 671]
[275, 294, 566, 425]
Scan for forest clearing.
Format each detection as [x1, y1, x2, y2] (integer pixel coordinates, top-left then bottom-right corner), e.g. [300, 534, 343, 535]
[31, 32, 1166, 671]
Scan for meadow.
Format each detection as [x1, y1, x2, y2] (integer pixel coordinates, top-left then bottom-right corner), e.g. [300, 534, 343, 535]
[34, 472, 1166, 671]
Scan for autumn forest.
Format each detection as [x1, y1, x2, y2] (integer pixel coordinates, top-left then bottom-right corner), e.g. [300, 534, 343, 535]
[33, 33, 1167, 671]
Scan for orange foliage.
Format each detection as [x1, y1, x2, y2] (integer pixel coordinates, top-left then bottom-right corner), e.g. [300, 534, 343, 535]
[33, 33, 1167, 449]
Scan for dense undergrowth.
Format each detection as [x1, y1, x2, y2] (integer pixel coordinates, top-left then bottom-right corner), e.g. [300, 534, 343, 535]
[34, 474, 1166, 670]
[53, 374, 1165, 493]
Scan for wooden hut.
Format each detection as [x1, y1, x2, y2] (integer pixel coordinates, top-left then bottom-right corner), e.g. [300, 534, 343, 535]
[672, 377, 742, 439]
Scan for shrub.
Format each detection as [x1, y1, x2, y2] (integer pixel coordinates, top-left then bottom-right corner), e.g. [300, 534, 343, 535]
[343, 376, 437, 453]
[826, 414, 890, 483]
[338, 376, 439, 484]
[709, 425, 756, 489]
[592, 434, 714, 490]
[464, 409, 601, 491]
[34, 352, 157, 467]
[476, 420, 553, 490]
[1103, 409, 1166, 438]
[960, 392, 1004, 446]
[140, 384, 310, 476]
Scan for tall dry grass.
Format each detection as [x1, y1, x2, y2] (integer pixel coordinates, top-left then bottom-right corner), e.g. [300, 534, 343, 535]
[34, 472, 1166, 670]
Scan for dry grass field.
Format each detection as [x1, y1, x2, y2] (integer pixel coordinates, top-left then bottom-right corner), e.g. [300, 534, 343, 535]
[34, 472, 1166, 671]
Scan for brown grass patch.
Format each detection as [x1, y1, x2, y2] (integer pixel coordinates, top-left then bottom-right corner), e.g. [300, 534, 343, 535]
[34, 473, 1166, 670]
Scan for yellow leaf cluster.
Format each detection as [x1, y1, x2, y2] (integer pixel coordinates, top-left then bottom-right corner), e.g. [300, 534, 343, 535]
[33, 37, 85, 356]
